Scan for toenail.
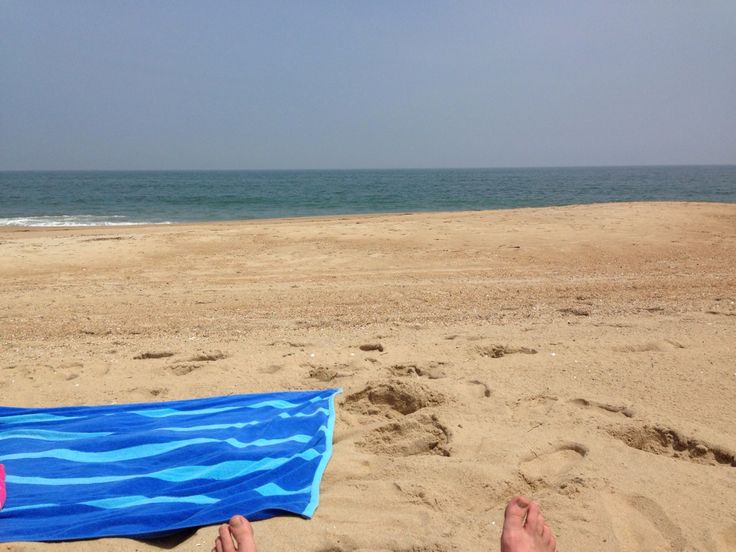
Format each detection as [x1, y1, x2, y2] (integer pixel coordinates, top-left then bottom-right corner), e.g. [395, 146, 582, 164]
[231, 515, 244, 526]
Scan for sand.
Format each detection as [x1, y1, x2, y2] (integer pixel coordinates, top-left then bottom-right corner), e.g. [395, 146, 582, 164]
[1, 201, 735, 551]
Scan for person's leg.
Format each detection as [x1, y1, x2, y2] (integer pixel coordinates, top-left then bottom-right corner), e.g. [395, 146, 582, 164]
[211, 515, 256, 552]
[500, 496, 557, 552]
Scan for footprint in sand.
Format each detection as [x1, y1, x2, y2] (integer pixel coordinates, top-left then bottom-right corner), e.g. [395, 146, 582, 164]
[603, 493, 689, 551]
[188, 351, 228, 362]
[511, 394, 559, 424]
[467, 379, 491, 398]
[343, 380, 445, 418]
[268, 340, 311, 348]
[305, 363, 355, 382]
[134, 351, 175, 360]
[608, 424, 735, 467]
[611, 340, 686, 353]
[476, 344, 537, 358]
[358, 343, 384, 352]
[558, 307, 591, 317]
[358, 413, 451, 457]
[258, 364, 283, 374]
[168, 363, 202, 376]
[389, 361, 448, 379]
[520, 442, 588, 484]
[570, 398, 635, 418]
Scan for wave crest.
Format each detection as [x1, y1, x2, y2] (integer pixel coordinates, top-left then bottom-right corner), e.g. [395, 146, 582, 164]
[0, 215, 171, 227]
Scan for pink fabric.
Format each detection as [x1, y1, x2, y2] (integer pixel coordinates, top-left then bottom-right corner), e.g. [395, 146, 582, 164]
[0, 464, 5, 510]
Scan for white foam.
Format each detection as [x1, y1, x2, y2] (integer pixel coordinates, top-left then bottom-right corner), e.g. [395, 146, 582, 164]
[0, 215, 171, 227]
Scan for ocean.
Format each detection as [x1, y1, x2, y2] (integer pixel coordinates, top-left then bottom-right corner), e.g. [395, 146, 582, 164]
[1, 166, 734, 226]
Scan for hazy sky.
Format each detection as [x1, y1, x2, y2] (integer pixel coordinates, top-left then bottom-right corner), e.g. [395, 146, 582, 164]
[1, 1, 735, 170]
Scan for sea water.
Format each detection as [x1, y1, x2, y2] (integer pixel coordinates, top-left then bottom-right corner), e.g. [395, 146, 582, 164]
[1, 166, 734, 226]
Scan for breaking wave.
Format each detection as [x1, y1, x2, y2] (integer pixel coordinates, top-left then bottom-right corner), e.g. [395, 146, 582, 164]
[0, 215, 171, 227]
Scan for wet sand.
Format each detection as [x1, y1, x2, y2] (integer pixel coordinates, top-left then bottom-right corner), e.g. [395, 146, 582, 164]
[1, 202, 735, 551]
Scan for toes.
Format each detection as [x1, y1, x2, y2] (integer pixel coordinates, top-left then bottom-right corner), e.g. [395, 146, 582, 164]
[549, 533, 557, 551]
[537, 513, 546, 535]
[525, 501, 544, 535]
[214, 534, 225, 552]
[228, 515, 257, 552]
[218, 524, 235, 552]
[542, 524, 552, 543]
[503, 496, 531, 530]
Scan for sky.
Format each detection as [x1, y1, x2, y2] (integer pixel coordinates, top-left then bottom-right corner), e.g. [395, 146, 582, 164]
[1, 1, 735, 170]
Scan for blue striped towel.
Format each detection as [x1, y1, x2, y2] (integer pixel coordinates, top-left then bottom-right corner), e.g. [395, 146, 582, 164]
[0, 388, 340, 542]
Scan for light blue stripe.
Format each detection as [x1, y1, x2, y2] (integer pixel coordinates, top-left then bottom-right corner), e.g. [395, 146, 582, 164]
[245, 399, 300, 409]
[0, 413, 81, 425]
[0, 437, 213, 462]
[131, 396, 330, 418]
[1, 503, 58, 513]
[154, 421, 259, 432]
[0, 429, 113, 442]
[278, 408, 329, 419]
[83, 494, 218, 510]
[0, 434, 314, 462]
[303, 389, 341, 517]
[7, 449, 321, 485]
[255, 483, 312, 497]
[131, 406, 240, 418]
[223, 435, 312, 448]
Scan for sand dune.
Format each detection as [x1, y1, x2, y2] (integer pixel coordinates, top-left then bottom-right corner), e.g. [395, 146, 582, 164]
[1, 202, 735, 551]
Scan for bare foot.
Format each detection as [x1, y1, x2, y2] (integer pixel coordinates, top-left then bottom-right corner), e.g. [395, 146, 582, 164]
[212, 515, 256, 552]
[500, 496, 557, 552]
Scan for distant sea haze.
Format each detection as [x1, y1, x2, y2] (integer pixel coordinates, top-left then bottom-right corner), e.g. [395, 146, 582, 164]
[1, 166, 734, 227]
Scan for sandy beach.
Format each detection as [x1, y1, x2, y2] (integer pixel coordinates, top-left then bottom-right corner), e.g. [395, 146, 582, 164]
[1, 201, 735, 551]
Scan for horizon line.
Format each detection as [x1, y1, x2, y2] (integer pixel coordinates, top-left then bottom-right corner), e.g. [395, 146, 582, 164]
[2, 163, 736, 173]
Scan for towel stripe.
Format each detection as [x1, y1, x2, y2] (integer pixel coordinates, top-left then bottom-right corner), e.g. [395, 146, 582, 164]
[7, 449, 322, 486]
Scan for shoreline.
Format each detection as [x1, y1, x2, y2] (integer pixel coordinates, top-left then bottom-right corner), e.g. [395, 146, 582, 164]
[2, 199, 734, 234]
